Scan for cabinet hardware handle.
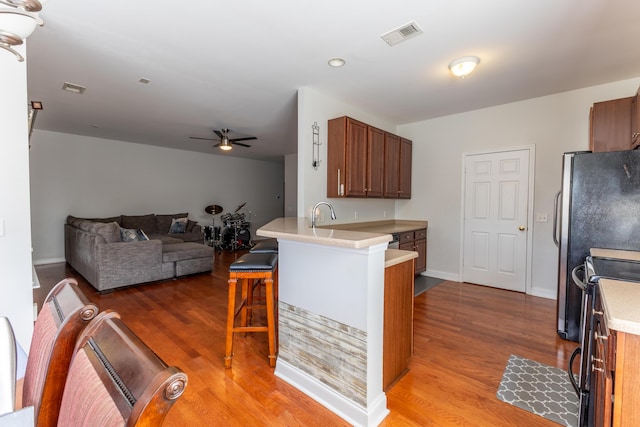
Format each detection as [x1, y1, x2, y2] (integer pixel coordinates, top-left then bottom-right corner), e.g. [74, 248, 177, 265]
[337, 169, 342, 196]
[593, 310, 604, 316]
[592, 356, 604, 363]
[592, 366, 605, 373]
[594, 331, 608, 341]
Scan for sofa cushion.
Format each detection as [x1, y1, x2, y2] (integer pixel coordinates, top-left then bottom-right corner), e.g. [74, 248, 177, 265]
[162, 242, 214, 263]
[169, 217, 188, 234]
[121, 214, 158, 234]
[155, 213, 188, 234]
[120, 228, 140, 242]
[186, 219, 197, 232]
[147, 234, 184, 244]
[85, 216, 122, 225]
[90, 221, 121, 243]
[136, 229, 150, 241]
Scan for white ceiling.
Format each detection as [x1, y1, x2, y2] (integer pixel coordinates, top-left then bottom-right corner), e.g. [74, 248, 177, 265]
[25, 0, 640, 161]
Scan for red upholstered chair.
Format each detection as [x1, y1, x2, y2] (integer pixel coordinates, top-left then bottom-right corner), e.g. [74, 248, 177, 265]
[57, 311, 188, 426]
[22, 278, 98, 427]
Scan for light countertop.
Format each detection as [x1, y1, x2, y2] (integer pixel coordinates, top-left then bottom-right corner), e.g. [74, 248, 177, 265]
[385, 249, 418, 268]
[319, 219, 428, 234]
[599, 278, 640, 335]
[257, 217, 392, 249]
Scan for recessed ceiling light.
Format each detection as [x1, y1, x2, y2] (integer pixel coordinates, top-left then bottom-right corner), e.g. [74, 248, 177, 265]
[448, 56, 480, 78]
[139, 78, 150, 84]
[328, 58, 345, 67]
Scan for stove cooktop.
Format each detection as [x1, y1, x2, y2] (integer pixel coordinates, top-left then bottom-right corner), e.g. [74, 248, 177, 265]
[586, 256, 640, 283]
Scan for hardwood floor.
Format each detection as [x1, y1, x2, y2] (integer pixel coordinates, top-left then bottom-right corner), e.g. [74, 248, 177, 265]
[35, 252, 577, 426]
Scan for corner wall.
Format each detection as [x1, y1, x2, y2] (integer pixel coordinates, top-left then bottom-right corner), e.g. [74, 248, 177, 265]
[0, 44, 34, 351]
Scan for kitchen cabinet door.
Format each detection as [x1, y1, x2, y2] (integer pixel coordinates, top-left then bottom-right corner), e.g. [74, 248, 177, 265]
[383, 258, 414, 391]
[367, 126, 385, 197]
[590, 97, 634, 152]
[383, 133, 401, 198]
[328, 116, 367, 197]
[399, 138, 412, 199]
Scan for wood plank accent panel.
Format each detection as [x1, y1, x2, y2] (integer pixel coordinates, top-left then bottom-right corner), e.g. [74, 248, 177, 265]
[35, 252, 575, 426]
[279, 302, 367, 407]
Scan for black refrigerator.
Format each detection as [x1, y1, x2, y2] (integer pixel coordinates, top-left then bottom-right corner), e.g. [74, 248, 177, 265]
[554, 150, 640, 342]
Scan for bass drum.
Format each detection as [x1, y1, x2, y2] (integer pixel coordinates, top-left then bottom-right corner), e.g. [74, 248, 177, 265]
[237, 228, 251, 247]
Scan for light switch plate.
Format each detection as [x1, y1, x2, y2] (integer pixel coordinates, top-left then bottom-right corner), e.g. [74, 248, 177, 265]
[535, 213, 548, 223]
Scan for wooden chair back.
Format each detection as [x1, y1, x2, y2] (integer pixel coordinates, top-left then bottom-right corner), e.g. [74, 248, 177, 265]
[22, 278, 98, 427]
[57, 311, 187, 426]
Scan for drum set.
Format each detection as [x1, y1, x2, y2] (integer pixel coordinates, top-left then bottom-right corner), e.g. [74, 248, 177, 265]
[204, 202, 252, 251]
[220, 212, 251, 251]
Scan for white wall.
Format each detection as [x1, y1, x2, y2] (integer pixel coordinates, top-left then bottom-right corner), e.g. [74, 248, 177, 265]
[0, 44, 34, 351]
[397, 78, 640, 298]
[29, 130, 284, 263]
[296, 87, 399, 223]
[284, 153, 297, 217]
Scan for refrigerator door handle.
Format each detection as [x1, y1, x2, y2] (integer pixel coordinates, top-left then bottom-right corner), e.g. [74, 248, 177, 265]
[553, 190, 561, 247]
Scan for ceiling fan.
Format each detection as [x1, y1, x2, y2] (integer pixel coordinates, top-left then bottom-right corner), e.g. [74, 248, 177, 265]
[189, 128, 257, 151]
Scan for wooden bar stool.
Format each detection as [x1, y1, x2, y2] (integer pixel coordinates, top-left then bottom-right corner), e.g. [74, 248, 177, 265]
[225, 252, 278, 368]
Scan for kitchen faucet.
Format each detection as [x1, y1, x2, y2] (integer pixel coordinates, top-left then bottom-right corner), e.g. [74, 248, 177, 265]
[311, 201, 337, 228]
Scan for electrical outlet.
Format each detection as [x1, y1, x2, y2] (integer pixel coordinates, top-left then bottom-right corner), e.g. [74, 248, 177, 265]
[535, 212, 548, 223]
[354, 211, 358, 220]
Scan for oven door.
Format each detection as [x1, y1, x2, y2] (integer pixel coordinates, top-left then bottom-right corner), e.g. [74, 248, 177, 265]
[569, 263, 595, 427]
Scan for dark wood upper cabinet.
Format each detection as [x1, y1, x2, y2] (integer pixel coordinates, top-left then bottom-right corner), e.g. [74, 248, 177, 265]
[383, 133, 401, 198]
[589, 95, 635, 152]
[399, 138, 412, 199]
[328, 116, 412, 199]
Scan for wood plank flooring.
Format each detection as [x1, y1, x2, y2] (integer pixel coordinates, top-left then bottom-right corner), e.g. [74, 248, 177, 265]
[35, 251, 577, 426]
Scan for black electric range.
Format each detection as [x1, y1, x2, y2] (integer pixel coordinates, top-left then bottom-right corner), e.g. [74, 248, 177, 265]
[573, 255, 640, 426]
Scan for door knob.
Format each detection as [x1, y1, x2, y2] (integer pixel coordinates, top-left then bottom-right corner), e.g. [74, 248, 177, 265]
[518, 226, 525, 231]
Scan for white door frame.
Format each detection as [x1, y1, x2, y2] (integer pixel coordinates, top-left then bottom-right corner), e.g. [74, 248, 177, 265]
[459, 145, 536, 294]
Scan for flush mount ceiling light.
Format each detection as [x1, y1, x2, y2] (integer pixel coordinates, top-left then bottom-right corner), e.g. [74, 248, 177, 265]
[448, 56, 480, 78]
[0, 0, 46, 62]
[328, 57, 345, 67]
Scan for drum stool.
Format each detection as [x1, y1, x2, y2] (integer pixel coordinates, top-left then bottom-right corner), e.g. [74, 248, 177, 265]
[249, 238, 278, 254]
[225, 252, 278, 368]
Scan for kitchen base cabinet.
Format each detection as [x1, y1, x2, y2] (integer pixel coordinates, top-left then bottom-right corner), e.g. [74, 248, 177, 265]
[399, 228, 427, 275]
[383, 258, 414, 391]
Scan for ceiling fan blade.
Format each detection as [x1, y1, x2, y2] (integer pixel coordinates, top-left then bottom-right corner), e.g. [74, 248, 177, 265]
[213, 130, 224, 139]
[233, 142, 252, 148]
[190, 136, 218, 141]
[229, 136, 257, 142]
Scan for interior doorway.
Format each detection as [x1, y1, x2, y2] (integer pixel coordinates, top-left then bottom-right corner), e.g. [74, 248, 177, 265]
[461, 147, 534, 292]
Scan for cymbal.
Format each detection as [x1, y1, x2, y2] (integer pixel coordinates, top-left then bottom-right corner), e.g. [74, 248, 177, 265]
[234, 202, 246, 213]
[205, 204, 223, 215]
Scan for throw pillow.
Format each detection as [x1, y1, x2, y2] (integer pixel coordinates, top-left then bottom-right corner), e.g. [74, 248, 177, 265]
[136, 229, 150, 241]
[169, 217, 187, 234]
[120, 228, 140, 242]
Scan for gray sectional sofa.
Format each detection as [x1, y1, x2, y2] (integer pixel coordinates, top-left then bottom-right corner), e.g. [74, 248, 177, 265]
[65, 213, 215, 292]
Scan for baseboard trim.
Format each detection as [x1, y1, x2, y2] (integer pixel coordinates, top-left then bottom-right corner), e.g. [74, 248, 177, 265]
[33, 257, 65, 266]
[422, 269, 459, 282]
[274, 359, 389, 427]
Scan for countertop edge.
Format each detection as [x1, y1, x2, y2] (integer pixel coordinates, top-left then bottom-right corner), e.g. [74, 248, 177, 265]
[600, 278, 640, 336]
[385, 249, 418, 268]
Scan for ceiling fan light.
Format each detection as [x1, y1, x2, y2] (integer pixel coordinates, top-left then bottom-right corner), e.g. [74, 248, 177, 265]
[219, 136, 232, 151]
[448, 56, 480, 77]
[0, 8, 40, 40]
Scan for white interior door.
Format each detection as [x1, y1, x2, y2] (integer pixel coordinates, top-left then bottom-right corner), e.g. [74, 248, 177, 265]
[462, 149, 530, 292]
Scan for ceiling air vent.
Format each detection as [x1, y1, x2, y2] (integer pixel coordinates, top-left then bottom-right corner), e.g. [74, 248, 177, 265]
[62, 82, 86, 94]
[381, 21, 423, 47]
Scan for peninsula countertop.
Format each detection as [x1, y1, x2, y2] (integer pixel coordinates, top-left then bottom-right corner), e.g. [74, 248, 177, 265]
[257, 217, 392, 249]
[599, 278, 640, 336]
[319, 219, 428, 234]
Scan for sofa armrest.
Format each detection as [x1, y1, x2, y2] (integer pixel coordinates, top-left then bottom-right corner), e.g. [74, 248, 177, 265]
[192, 224, 202, 234]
